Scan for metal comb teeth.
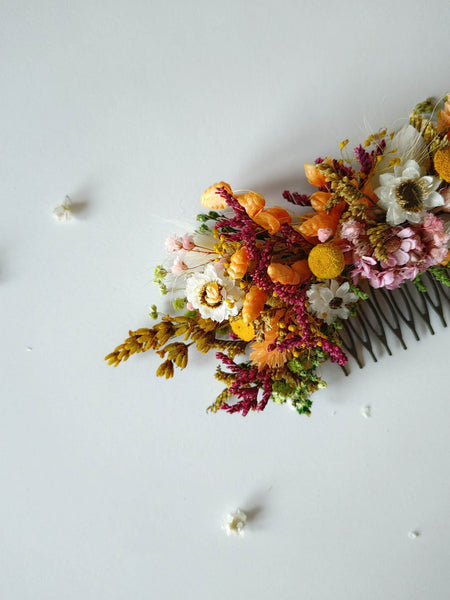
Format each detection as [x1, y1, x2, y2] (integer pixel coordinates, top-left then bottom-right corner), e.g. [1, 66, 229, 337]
[338, 273, 450, 375]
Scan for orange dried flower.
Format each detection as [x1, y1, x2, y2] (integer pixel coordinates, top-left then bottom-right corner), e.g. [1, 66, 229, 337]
[437, 96, 450, 134]
[291, 259, 312, 283]
[228, 246, 250, 280]
[304, 162, 328, 188]
[242, 286, 267, 323]
[236, 191, 265, 217]
[268, 262, 301, 285]
[434, 147, 450, 183]
[201, 181, 233, 209]
[309, 191, 332, 212]
[268, 260, 312, 286]
[230, 318, 255, 342]
[249, 313, 291, 370]
[263, 207, 292, 226]
[253, 210, 283, 235]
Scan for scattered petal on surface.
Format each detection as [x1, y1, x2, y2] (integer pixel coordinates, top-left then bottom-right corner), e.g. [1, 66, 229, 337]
[53, 196, 73, 222]
[361, 405, 371, 419]
[408, 530, 419, 539]
[223, 509, 247, 537]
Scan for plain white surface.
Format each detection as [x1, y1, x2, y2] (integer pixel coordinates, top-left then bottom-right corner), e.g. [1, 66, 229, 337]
[1, 1, 450, 598]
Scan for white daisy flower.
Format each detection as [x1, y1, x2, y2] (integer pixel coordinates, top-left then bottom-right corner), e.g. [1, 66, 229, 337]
[185, 263, 243, 322]
[374, 160, 444, 226]
[307, 280, 358, 325]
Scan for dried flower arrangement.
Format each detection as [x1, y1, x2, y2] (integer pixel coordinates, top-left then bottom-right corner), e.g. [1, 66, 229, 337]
[106, 97, 450, 416]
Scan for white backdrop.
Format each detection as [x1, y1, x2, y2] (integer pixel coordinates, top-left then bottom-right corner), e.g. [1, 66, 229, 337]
[1, 1, 450, 598]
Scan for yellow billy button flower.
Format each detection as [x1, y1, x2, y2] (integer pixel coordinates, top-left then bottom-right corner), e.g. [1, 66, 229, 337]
[308, 243, 345, 279]
[434, 147, 450, 183]
[230, 317, 256, 342]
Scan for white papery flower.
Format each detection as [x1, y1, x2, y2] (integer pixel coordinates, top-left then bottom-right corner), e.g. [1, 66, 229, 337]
[185, 263, 243, 321]
[374, 160, 444, 226]
[53, 195, 73, 222]
[307, 280, 358, 325]
[223, 509, 247, 537]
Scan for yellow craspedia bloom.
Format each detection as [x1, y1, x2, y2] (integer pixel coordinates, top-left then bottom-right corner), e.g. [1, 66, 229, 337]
[434, 147, 450, 182]
[230, 318, 256, 342]
[308, 243, 345, 279]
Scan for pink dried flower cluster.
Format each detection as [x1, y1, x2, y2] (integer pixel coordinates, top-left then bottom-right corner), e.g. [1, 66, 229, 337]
[165, 233, 195, 253]
[341, 215, 450, 289]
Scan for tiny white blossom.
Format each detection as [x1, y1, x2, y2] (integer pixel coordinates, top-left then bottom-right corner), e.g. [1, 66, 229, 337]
[53, 196, 73, 222]
[223, 508, 247, 537]
[408, 530, 419, 539]
[361, 405, 371, 419]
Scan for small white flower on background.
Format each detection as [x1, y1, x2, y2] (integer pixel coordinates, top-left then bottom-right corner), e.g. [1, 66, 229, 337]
[53, 196, 73, 222]
[408, 530, 419, 539]
[185, 264, 243, 322]
[223, 509, 247, 537]
[374, 160, 443, 226]
[307, 280, 358, 325]
[361, 405, 371, 419]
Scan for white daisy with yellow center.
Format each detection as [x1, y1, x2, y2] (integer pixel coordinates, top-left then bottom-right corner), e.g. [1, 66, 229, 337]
[185, 264, 243, 322]
[307, 280, 358, 325]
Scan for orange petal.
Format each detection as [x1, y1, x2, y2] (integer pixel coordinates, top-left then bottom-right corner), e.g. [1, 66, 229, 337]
[297, 214, 333, 238]
[296, 203, 344, 239]
[236, 191, 265, 217]
[200, 181, 233, 209]
[228, 246, 250, 280]
[263, 207, 292, 226]
[310, 191, 332, 213]
[360, 180, 377, 205]
[267, 263, 300, 285]
[304, 163, 327, 188]
[242, 286, 267, 323]
[253, 210, 282, 235]
[291, 259, 312, 283]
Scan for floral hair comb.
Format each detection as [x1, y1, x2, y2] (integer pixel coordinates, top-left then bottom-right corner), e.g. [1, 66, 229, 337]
[105, 96, 450, 416]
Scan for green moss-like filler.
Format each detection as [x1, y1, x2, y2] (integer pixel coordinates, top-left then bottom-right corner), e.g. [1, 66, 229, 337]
[413, 273, 427, 292]
[270, 350, 327, 416]
[429, 266, 450, 287]
[349, 284, 369, 301]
